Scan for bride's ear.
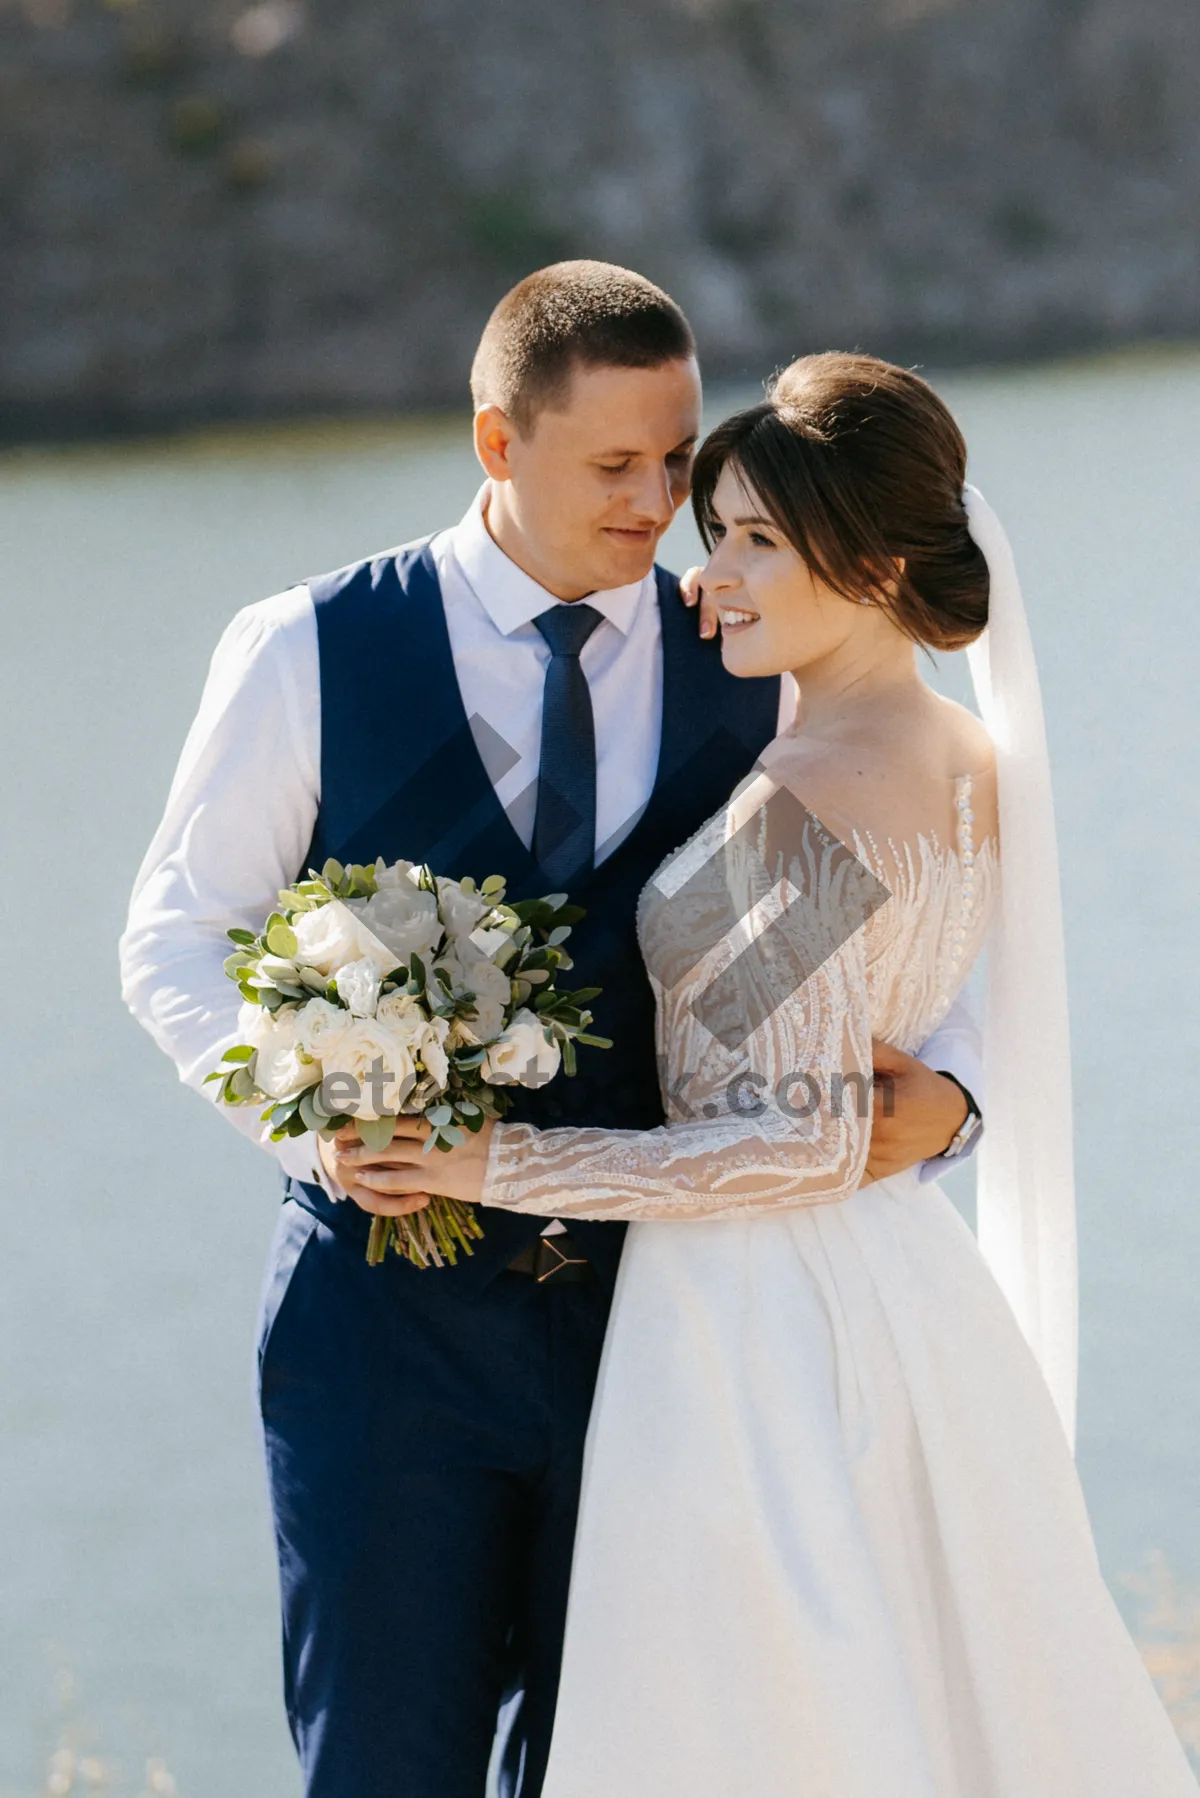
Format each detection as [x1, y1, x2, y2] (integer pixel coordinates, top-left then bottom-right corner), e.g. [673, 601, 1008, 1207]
[884, 555, 907, 594]
[866, 555, 906, 606]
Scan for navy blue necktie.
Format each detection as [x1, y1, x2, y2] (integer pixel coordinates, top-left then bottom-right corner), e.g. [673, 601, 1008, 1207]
[533, 602, 604, 889]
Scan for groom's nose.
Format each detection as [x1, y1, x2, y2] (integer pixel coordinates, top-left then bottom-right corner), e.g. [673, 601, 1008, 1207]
[626, 459, 677, 527]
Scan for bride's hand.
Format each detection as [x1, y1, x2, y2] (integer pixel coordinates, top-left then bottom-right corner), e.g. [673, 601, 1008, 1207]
[333, 1115, 497, 1211]
[679, 565, 719, 641]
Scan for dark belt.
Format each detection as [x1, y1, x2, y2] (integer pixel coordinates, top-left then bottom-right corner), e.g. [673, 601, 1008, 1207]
[506, 1230, 593, 1285]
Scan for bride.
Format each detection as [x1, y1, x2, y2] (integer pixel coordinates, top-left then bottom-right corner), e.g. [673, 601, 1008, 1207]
[347, 354, 1195, 1794]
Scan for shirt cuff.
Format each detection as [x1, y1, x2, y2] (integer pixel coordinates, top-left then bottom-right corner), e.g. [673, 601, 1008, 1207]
[274, 1129, 346, 1199]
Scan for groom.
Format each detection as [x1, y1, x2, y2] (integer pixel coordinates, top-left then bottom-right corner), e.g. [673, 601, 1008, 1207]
[120, 260, 983, 1798]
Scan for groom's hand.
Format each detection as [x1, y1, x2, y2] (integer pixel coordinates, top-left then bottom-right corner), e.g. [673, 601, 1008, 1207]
[317, 1123, 433, 1216]
[680, 565, 719, 640]
[861, 1041, 969, 1186]
[319, 1117, 495, 1212]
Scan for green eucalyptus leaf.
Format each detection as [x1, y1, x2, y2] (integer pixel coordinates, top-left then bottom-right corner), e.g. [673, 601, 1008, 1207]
[226, 927, 257, 946]
[298, 1088, 331, 1133]
[355, 1114, 398, 1152]
[266, 923, 299, 959]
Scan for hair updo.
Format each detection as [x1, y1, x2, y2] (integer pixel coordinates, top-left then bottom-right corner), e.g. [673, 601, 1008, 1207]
[691, 352, 989, 652]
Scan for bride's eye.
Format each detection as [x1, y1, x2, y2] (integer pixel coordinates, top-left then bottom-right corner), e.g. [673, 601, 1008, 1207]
[749, 530, 776, 549]
[598, 459, 632, 476]
[709, 522, 727, 541]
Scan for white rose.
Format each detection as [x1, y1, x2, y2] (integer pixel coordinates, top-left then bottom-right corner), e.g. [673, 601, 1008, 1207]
[417, 1013, 451, 1090]
[294, 997, 356, 1063]
[291, 899, 394, 979]
[467, 923, 514, 963]
[334, 956, 381, 1018]
[348, 882, 444, 969]
[375, 989, 429, 1042]
[481, 1008, 561, 1089]
[326, 1019, 418, 1120]
[372, 858, 419, 891]
[436, 876, 492, 942]
[253, 1005, 321, 1099]
[434, 946, 511, 1044]
[236, 998, 279, 1051]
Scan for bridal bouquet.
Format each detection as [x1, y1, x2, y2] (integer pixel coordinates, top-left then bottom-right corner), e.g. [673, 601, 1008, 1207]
[206, 857, 609, 1268]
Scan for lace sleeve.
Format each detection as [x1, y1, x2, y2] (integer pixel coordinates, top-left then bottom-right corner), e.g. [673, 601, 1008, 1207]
[481, 789, 882, 1222]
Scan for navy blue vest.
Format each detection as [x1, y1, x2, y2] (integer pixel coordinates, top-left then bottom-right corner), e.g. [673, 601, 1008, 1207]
[285, 541, 780, 1288]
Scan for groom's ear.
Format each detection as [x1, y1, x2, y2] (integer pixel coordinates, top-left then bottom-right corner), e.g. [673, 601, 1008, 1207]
[474, 404, 519, 483]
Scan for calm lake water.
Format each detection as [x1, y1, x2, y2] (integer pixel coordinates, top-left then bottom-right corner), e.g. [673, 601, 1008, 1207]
[2, 350, 1198, 1795]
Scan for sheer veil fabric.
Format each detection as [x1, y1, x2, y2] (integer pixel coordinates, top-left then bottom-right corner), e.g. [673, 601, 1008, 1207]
[963, 486, 1078, 1450]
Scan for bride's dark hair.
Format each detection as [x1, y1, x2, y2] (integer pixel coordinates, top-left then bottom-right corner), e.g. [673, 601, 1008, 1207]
[691, 352, 990, 652]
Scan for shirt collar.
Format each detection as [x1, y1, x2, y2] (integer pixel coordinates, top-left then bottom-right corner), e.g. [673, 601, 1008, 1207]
[450, 483, 649, 637]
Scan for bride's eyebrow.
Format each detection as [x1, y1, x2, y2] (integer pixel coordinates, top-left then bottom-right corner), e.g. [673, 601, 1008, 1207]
[733, 514, 777, 529]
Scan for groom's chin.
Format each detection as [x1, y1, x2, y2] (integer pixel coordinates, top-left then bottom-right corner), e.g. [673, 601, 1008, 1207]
[595, 527, 661, 585]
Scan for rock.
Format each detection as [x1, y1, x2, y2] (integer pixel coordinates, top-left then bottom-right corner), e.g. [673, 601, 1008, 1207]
[1, 0, 1197, 439]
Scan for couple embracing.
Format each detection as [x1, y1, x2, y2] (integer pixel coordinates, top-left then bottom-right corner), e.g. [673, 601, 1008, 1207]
[120, 261, 1193, 1796]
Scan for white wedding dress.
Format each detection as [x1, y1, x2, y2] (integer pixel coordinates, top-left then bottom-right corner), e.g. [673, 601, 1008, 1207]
[481, 740, 1196, 1796]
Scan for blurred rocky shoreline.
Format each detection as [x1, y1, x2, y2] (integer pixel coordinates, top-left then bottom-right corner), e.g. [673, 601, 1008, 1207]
[2, 0, 1197, 441]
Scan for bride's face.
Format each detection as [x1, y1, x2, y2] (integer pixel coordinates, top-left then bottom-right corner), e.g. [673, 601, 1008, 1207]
[701, 462, 878, 680]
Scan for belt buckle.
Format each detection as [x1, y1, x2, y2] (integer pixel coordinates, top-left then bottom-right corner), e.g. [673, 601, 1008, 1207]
[535, 1235, 590, 1285]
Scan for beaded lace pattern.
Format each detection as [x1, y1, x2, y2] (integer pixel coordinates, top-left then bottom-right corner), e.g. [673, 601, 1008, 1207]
[483, 755, 998, 1222]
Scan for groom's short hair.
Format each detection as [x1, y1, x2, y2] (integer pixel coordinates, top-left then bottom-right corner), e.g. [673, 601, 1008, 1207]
[470, 261, 695, 436]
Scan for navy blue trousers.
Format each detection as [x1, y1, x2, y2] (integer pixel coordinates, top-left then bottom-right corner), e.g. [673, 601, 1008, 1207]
[257, 1197, 614, 1798]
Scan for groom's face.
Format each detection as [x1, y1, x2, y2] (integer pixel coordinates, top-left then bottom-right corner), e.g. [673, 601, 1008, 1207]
[478, 357, 702, 598]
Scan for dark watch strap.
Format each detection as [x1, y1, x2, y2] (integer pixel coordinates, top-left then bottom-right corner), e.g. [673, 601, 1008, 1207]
[934, 1069, 983, 1158]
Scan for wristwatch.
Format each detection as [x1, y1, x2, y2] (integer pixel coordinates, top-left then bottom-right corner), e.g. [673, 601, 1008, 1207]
[935, 1070, 983, 1160]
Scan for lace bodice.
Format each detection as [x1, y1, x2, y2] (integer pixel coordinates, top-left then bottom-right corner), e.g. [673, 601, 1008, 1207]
[482, 740, 998, 1221]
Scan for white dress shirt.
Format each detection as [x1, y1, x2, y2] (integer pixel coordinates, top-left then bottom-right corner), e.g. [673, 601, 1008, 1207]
[119, 484, 979, 1191]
